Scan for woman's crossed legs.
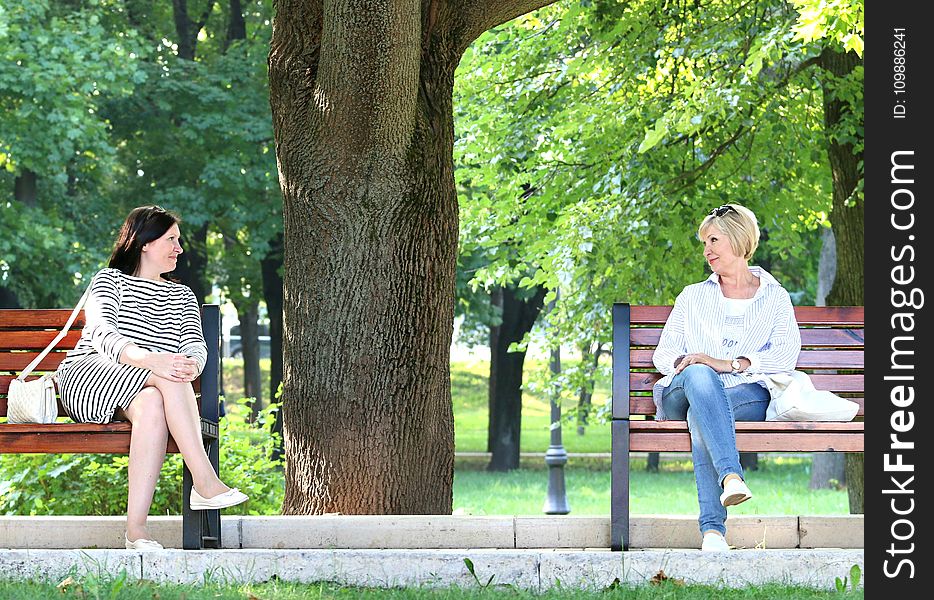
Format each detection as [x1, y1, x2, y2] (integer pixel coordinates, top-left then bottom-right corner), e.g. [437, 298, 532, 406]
[121, 373, 230, 542]
[660, 364, 769, 538]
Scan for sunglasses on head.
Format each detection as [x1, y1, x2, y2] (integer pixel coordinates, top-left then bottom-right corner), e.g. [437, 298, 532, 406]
[709, 205, 737, 217]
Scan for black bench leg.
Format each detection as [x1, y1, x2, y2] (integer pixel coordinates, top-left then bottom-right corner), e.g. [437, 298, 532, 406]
[611, 419, 630, 551]
[204, 438, 221, 548]
[181, 439, 222, 549]
[182, 464, 199, 549]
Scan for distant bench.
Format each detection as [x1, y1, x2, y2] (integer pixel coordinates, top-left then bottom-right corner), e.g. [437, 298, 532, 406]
[0, 306, 223, 549]
[610, 304, 864, 550]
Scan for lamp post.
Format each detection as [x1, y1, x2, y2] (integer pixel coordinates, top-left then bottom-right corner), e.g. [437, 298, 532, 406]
[543, 294, 569, 515]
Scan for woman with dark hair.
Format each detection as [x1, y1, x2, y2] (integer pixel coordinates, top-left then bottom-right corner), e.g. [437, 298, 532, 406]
[56, 206, 247, 550]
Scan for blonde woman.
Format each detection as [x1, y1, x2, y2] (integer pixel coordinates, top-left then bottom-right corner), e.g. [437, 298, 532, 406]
[652, 204, 801, 551]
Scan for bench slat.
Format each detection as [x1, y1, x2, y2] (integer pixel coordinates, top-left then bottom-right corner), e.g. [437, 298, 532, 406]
[0, 310, 87, 328]
[630, 328, 864, 348]
[633, 421, 863, 432]
[0, 331, 83, 350]
[0, 427, 181, 454]
[628, 372, 863, 393]
[627, 396, 865, 417]
[630, 431, 864, 452]
[630, 305, 864, 325]
[630, 349, 864, 369]
[0, 352, 66, 371]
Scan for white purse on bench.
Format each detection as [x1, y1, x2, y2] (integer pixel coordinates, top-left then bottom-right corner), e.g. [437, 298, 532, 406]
[761, 370, 860, 422]
[7, 284, 92, 424]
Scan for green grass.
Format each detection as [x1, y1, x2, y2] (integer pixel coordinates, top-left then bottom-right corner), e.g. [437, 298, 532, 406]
[223, 358, 612, 453]
[451, 359, 611, 454]
[453, 456, 847, 516]
[0, 576, 864, 599]
[222, 358, 849, 517]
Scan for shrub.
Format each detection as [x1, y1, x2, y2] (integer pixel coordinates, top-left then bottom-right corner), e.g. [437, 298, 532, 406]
[0, 398, 284, 516]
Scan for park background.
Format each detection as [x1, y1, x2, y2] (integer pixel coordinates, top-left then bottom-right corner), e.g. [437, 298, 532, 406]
[0, 0, 862, 523]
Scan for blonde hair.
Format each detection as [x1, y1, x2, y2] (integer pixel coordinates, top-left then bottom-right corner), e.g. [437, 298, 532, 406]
[697, 204, 760, 260]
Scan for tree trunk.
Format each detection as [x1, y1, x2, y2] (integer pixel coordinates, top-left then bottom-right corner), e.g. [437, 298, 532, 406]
[576, 343, 601, 436]
[14, 169, 37, 207]
[646, 452, 660, 473]
[815, 226, 836, 307]
[172, 0, 215, 61]
[169, 1, 213, 301]
[0, 287, 21, 309]
[261, 231, 285, 460]
[820, 46, 863, 513]
[225, 0, 246, 51]
[233, 299, 263, 420]
[269, 0, 557, 515]
[487, 285, 546, 471]
[173, 222, 210, 303]
[811, 452, 846, 489]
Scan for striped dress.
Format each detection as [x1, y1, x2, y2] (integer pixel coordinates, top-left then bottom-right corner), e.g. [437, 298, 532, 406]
[55, 268, 208, 424]
[651, 266, 801, 420]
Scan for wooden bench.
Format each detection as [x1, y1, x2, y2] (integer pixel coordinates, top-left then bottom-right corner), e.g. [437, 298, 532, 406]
[0, 306, 223, 549]
[610, 303, 864, 550]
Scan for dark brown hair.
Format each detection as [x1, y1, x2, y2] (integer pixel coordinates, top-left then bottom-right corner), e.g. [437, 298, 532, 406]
[108, 206, 181, 279]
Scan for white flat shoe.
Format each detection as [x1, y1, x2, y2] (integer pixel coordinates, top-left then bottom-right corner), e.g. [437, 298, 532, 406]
[701, 532, 730, 551]
[720, 477, 752, 507]
[125, 532, 163, 550]
[190, 487, 249, 510]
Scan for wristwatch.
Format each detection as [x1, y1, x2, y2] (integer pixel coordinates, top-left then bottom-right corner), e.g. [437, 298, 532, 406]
[731, 358, 742, 373]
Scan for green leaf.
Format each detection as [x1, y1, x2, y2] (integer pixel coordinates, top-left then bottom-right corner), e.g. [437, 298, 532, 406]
[638, 118, 669, 154]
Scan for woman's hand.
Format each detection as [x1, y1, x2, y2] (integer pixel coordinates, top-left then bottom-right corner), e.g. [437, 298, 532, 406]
[147, 352, 200, 383]
[674, 353, 732, 374]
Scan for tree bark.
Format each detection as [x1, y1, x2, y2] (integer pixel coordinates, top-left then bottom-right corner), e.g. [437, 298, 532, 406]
[261, 231, 285, 460]
[487, 285, 546, 471]
[819, 46, 863, 513]
[269, 0, 556, 514]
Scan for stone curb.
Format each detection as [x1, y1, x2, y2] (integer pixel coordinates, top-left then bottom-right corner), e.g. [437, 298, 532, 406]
[0, 548, 864, 590]
[0, 515, 863, 550]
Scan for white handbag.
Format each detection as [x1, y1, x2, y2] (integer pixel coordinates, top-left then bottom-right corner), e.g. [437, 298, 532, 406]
[761, 370, 859, 422]
[6, 284, 92, 424]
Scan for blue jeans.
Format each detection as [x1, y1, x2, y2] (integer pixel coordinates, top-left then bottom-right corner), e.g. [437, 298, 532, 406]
[660, 364, 770, 535]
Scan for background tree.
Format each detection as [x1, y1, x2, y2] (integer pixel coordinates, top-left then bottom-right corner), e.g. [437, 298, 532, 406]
[0, 0, 145, 308]
[790, 0, 863, 512]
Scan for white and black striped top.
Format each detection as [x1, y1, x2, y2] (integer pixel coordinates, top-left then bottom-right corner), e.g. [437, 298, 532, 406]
[651, 266, 801, 420]
[55, 268, 207, 423]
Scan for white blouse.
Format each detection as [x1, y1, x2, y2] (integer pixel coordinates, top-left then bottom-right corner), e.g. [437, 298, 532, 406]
[651, 266, 802, 420]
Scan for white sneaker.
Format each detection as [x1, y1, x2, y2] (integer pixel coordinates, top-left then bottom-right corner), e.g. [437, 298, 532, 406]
[720, 477, 752, 507]
[701, 532, 730, 551]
